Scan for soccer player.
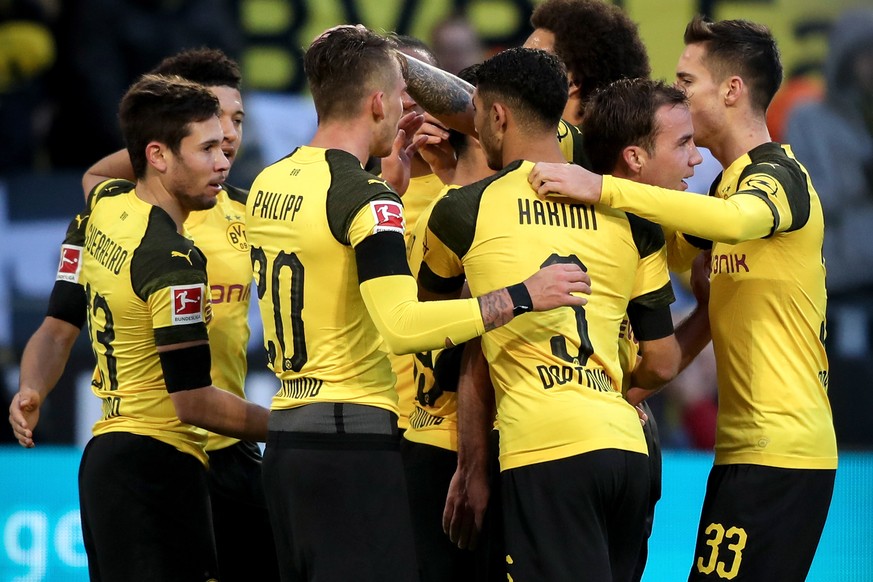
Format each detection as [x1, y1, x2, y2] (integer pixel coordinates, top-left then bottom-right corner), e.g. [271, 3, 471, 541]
[420, 47, 680, 582]
[401, 64, 502, 582]
[405, 4, 672, 575]
[401, 0, 648, 142]
[10, 74, 270, 581]
[524, 0, 650, 126]
[580, 77, 712, 580]
[80, 48, 279, 582]
[383, 34, 451, 436]
[245, 25, 589, 582]
[529, 16, 838, 581]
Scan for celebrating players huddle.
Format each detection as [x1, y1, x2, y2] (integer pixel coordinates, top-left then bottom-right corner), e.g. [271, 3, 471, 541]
[10, 2, 836, 582]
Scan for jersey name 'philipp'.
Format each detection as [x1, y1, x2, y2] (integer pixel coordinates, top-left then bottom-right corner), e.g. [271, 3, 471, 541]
[250, 190, 304, 221]
[517, 197, 597, 230]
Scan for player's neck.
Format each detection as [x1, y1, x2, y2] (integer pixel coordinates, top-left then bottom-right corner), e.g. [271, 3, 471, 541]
[135, 177, 190, 233]
[453, 154, 493, 186]
[710, 113, 772, 168]
[503, 133, 566, 167]
[562, 95, 583, 127]
[410, 154, 432, 178]
[310, 121, 372, 166]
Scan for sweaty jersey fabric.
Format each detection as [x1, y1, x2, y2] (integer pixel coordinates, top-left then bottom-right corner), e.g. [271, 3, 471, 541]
[185, 185, 252, 451]
[246, 146, 486, 415]
[602, 142, 837, 470]
[63, 179, 212, 465]
[421, 160, 673, 471]
[390, 172, 446, 430]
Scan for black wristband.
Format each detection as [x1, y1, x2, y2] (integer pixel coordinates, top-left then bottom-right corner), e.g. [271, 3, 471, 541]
[507, 283, 533, 317]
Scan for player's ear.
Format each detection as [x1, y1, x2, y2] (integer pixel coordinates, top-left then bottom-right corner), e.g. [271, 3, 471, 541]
[724, 75, 743, 107]
[567, 73, 581, 100]
[622, 145, 645, 175]
[371, 91, 386, 122]
[492, 102, 508, 132]
[146, 141, 168, 173]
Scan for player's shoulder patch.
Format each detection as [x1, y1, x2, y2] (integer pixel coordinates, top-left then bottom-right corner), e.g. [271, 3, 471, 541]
[368, 199, 405, 234]
[169, 283, 206, 325]
[56, 244, 83, 283]
[324, 148, 402, 245]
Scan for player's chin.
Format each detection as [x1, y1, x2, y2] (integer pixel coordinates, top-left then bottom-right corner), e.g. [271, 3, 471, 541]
[195, 186, 222, 209]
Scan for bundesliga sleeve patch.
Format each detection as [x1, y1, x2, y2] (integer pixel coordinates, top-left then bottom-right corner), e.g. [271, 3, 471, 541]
[171, 284, 205, 325]
[56, 245, 83, 282]
[369, 200, 405, 234]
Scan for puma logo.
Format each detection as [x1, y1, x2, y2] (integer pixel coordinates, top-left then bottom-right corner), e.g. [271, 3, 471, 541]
[368, 178, 389, 188]
[74, 214, 88, 229]
[171, 249, 193, 265]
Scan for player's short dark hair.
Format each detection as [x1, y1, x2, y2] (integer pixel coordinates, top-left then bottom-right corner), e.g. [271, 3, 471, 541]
[530, 0, 650, 115]
[152, 48, 242, 90]
[120, 74, 220, 178]
[475, 47, 567, 132]
[305, 25, 400, 122]
[684, 15, 782, 114]
[582, 78, 688, 175]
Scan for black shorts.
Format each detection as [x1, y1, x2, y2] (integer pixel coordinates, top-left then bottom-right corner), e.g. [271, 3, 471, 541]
[633, 400, 662, 582]
[263, 403, 418, 582]
[688, 463, 836, 581]
[400, 435, 505, 582]
[78, 432, 217, 582]
[502, 448, 650, 582]
[207, 440, 279, 581]
[401, 438, 474, 582]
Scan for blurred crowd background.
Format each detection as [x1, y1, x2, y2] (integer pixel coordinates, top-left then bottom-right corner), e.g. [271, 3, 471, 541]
[2, 0, 872, 449]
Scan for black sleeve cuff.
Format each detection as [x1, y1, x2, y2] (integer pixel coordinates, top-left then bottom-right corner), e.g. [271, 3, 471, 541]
[354, 231, 412, 283]
[627, 303, 674, 341]
[46, 280, 87, 329]
[159, 344, 212, 393]
[683, 233, 713, 250]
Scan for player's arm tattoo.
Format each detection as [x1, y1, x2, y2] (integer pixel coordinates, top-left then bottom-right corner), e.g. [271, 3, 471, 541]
[399, 52, 474, 118]
[477, 289, 514, 332]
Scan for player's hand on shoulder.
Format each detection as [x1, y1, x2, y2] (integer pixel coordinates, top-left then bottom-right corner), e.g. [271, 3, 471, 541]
[524, 262, 591, 312]
[528, 161, 603, 204]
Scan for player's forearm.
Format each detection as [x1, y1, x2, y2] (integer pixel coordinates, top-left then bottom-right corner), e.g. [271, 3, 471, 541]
[171, 387, 269, 442]
[604, 176, 774, 244]
[631, 334, 681, 391]
[398, 52, 476, 136]
[83, 149, 134, 200]
[456, 338, 494, 477]
[361, 274, 487, 353]
[19, 317, 81, 399]
[674, 305, 711, 374]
